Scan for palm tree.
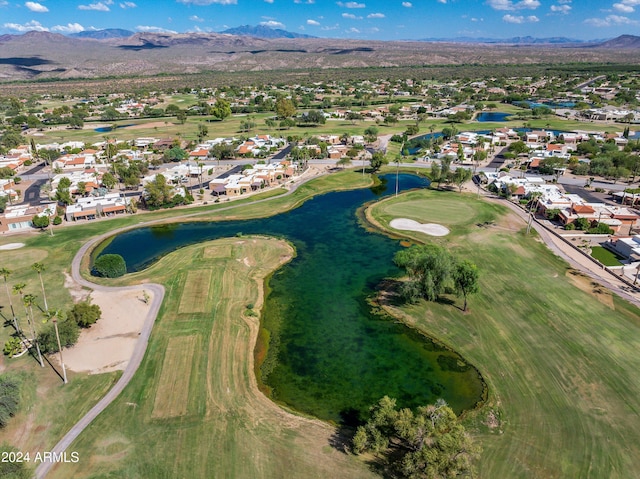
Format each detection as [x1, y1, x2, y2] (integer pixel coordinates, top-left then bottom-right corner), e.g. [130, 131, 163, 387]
[0, 267, 19, 332]
[43, 309, 67, 384]
[14, 285, 44, 368]
[31, 262, 48, 311]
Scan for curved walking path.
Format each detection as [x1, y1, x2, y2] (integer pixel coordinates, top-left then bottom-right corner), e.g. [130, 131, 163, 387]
[34, 166, 339, 478]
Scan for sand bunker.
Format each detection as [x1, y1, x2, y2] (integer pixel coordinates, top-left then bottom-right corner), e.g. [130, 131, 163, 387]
[390, 218, 450, 237]
[0, 243, 25, 250]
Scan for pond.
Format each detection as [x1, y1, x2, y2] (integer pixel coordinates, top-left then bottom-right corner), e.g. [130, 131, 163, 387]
[94, 124, 135, 133]
[97, 174, 486, 424]
[476, 112, 511, 122]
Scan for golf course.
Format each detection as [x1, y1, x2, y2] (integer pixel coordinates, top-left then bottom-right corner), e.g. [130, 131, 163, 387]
[1, 170, 639, 478]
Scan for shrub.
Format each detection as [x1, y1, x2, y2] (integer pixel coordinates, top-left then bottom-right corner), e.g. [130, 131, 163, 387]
[574, 217, 590, 230]
[0, 374, 21, 428]
[67, 301, 102, 328]
[92, 254, 127, 278]
[53, 216, 62, 225]
[3, 338, 22, 357]
[564, 223, 576, 230]
[588, 223, 614, 235]
[38, 318, 79, 354]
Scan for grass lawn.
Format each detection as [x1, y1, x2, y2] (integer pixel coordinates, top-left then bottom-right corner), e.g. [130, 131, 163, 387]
[368, 189, 640, 479]
[49, 237, 376, 479]
[590, 246, 624, 266]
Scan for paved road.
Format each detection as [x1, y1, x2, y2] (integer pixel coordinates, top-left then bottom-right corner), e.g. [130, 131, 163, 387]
[23, 179, 46, 206]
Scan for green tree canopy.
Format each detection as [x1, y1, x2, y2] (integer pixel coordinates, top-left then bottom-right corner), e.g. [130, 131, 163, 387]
[67, 301, 102, 328]
[353, 396, 480, 479]
[275, 97, 296, 119]
[38, 317, 79, 354]
[394, 244, 454, 303]
[92, 254, 127, 278]
[211, 98, 232, 120]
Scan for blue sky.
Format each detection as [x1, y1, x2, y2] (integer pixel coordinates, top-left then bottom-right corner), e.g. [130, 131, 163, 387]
[1, 0, 639, 40]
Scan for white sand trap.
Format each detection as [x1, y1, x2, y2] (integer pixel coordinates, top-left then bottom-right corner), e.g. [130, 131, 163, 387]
[0, 243, 25, 250]
[390, 218, 450, 237]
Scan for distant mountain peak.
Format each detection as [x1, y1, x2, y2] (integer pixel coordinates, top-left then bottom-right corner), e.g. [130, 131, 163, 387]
[220, 25, 315, 39]
[594, 34, 640, 49]
[70, 28, 134, 40]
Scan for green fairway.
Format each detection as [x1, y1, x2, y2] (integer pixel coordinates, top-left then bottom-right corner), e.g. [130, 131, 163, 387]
[49, 237, 376, 479]
[368, 189, 640, 479]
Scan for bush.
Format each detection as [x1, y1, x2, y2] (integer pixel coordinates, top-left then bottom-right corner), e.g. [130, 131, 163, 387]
[574, 217, 591, 230]
[67, 301, 102, 328]
[53, 216, 62, 225]
[38, 318, 79, 354]
[588, 223, 614, 235]
[92, 254, 127, 278]
[0, 374, 22, 428]
[564, 223, 576, 230]
[3, 338, 22, 357]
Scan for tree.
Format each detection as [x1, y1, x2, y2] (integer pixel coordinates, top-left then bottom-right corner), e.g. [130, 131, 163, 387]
[164, 146, 188, 162]
[43, 309, 67, 383]
[0, 268, 18, 332]
[101, 171, 117, 190]
[369, 151, 387, 172]
[298, 110, 326, 125]
[38, 316, 79, 354]
[211, 98, 232, 120]
[454, 260, 479, 312]
[452, 168, 472, 193]
[92, 254, 127, 278]
[176, 110, 187, 124]
[353, 396, 480, 479]
[336, 157, 352, 169]
[275, 97, 296, 118]
[197, 123, 208, 143]
[22, 293, 44, 367]
[364, 126, 379, 144]
[394, 244, 454, 303]
[67, 301, 102, 328]
[210, 143, 235, 166]
[31, 262, 48, 311]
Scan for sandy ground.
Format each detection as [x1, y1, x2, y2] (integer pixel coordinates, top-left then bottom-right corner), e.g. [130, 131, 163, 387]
[390, 218, 450, 236]
[63, 288, 153, 374]
[0, 243, 25, 250]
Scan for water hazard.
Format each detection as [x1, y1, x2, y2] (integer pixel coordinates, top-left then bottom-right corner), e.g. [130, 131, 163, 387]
[97, 174, 485, 424]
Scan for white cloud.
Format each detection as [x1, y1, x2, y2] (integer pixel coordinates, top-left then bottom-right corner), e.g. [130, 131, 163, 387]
[337, 1, 365, 8]
[307, 19, 320, 25]
[3, 20, 48, 31]
[503, 14, 524, 23]
[437, 0, 447, 3]
[136, 25, 178, 33]
[550, 4, 571, 13]
[321, 23, 339, 30]
[347, 27, 360, 33]
[585, 14, 639, 27]
[260, 20, 285, 28]
[52, 23, 85, 33]
[487, 0, 540, 11]
[190, 15, 204, 22]
[120, 1, 136, 8]
[78, 2, 111, 11]
[613, 0, 640, 13]
[264, 0, 274, 2]
[402, 1, 412, 6]
[527, 15, 539, 21]
[25, 2, 48, 12]
[342, 12, 361, 19]
[177, 0, 236, 4]
[367, 12, 385, 18]
[293, 0, 315, 3]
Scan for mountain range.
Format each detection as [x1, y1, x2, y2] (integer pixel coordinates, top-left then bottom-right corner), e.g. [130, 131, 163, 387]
[1, 29, 639, 85]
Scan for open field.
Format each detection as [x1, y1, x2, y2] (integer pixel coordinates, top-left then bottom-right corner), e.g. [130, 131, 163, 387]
[368, 189, 640, 478]
[49, 237, 376, 478]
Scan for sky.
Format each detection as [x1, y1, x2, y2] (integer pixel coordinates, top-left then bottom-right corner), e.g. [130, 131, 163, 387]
[0, 0, 639, 40]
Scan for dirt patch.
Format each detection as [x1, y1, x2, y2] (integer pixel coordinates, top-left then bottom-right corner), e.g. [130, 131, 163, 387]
[566, 269, 615, 310]
[63, 288, 152, 373]
[152, 335, 198, 419]
[63, 271, 91, 303]
[178, 269, 212, 314]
